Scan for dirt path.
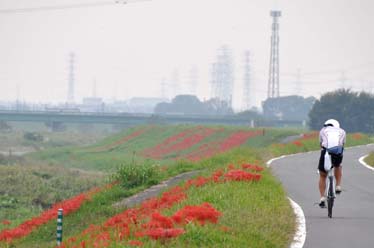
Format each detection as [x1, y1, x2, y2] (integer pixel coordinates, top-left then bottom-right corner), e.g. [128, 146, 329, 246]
[113, 171, 200, 209]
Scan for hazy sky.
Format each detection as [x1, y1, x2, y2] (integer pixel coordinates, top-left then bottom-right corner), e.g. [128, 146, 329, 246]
[1, 0, 374, 109]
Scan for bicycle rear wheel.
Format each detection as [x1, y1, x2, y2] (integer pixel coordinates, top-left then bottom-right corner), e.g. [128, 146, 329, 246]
[327, 176, 334, 218]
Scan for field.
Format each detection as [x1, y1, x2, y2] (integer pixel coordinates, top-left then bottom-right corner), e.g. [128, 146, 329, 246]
[0, 123, 372, 247]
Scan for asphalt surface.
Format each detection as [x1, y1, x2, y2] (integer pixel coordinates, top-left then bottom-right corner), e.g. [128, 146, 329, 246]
[271, 144, 374, 248]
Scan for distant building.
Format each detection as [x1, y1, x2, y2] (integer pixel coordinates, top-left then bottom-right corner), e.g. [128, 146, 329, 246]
[127, 97, 167, 113]
[81, 97, 104, 112]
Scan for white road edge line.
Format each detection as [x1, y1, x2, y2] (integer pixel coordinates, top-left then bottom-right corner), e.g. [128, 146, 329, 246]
[267, 155, 306, 248]
[359, 154, 374, 172]
[288, 197, 307, 248]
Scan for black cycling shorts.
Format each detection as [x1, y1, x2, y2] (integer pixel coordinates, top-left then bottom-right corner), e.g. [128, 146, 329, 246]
[318, 148, 343, 173]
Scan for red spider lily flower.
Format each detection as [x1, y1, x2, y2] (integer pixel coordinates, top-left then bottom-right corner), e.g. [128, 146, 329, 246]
[301, 132, 319, 140]
[184, 176, 211, 188]
[183, 130, 263, 161]
[142, 127, 218, 159]
[228, 164, 236, 170]
[292, 141, 303, 147]
[352, 133, 363, 140]
[128, 240, 143, 246]
[1, 220, 11, 225]
[224, 170, 262, 182]
[172, 203, 221, 225]
[146, 212, 174, 229]
[241, 163, 264, 172]
[67, 237, 77, 243]
[211, 169, 224, 182]
[220, 226, 230, 232]
[142, 228, 185, 240]
[80, 240, 87, 248]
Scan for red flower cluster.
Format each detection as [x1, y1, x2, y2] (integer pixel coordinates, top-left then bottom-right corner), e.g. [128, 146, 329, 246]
[128, 240, 143, 246]
[224, 170, 262, 182]
[172, 203, 221, 225]
[292, 140, 304, 147]
[352, 133, 363, 140]
[241, 163, 264, 172]
[141, 228, 185, 240]
[300, 132, 319, 140]
[1, 220, 11, 226]
[62, 162, 262, 247]
[0, 184, 112, 243]
[143, 127, 218, 159]
[184, 130, 263, 161]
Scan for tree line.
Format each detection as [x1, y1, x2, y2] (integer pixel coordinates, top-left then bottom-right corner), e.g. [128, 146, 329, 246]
[308, 89, 374, 133]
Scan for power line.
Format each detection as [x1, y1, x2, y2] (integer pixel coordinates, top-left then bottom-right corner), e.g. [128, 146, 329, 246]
[0, 0, 148, 14]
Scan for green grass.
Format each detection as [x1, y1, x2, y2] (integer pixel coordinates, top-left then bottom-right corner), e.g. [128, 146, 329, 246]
[364, 152, 374, 167]
[8, 148, 294, 248]
[0, 164, 105, 233]
[1, 125, 372, 247]
[28, 125, 298, 172]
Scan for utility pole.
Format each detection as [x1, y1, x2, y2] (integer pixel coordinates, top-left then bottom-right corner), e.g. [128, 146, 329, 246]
[267, 10, 281, 99]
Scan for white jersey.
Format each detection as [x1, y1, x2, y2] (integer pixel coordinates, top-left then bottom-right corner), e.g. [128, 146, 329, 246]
[319, 126, 346, 149]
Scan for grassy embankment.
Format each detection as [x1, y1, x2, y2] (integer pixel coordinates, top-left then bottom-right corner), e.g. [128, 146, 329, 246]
[364, 151, 374, 167]
[0, 123, 115, 232]
[0, 125, 372, 247]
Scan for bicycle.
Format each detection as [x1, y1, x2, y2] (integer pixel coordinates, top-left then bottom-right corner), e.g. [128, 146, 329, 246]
[324, 152, 336, 218]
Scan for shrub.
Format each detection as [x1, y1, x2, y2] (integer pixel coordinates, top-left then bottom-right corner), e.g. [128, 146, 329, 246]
[112, 160, 159, 188]
[23, 132, 43, 142]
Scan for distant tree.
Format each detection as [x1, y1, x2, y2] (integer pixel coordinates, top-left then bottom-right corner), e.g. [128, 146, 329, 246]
[154, 95, 234, 115]
[234, 108, 262, 120]
[308, 89, 374, 133]
[262, 95, 316, 121]
[203, 98, 234, 115]
[0, 121, 12, 132]
[24, 132, 43, 142]
[153, 102, 170, 114]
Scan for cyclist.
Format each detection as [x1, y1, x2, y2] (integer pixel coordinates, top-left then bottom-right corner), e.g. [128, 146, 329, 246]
[318, 119, 346, 208]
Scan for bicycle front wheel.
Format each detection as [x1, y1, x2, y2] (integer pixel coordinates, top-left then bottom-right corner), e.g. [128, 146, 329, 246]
[327, 176, 334, 218]
[327, 197, 334, 218]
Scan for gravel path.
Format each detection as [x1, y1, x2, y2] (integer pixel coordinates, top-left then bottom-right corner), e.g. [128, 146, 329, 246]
[113, 170, 200, 209]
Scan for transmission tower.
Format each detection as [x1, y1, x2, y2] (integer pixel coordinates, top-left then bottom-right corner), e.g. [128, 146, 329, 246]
[210, 45, 234, 107]
[267, 10, 281, 98]
[340, 70, 347, 89]
[295, 68, 302, 95]
[187, 65, 199, 96]
[67, 52, 75, 104]
[242, 50, 252, 110]
[171, 69, 180, 98]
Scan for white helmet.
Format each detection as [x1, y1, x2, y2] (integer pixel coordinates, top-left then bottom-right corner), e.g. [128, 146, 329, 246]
[324, 119, 340, 128]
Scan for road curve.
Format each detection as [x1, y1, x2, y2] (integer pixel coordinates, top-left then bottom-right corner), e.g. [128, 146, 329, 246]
[270, 144, 374, 248]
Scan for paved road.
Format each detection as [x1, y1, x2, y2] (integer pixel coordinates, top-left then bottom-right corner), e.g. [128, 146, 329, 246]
[271, 144, 374, 248]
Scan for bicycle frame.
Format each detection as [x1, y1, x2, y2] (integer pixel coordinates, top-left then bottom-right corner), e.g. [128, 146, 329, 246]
[326, 163, 336, 218]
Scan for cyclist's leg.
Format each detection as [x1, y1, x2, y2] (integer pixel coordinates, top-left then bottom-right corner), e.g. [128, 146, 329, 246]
[319, 171, 327, 197]
[334, 165, 342, 194]
[332, 154, 343, 193]
[318, 149, 327, 198]
[334, 165, 342, 186]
